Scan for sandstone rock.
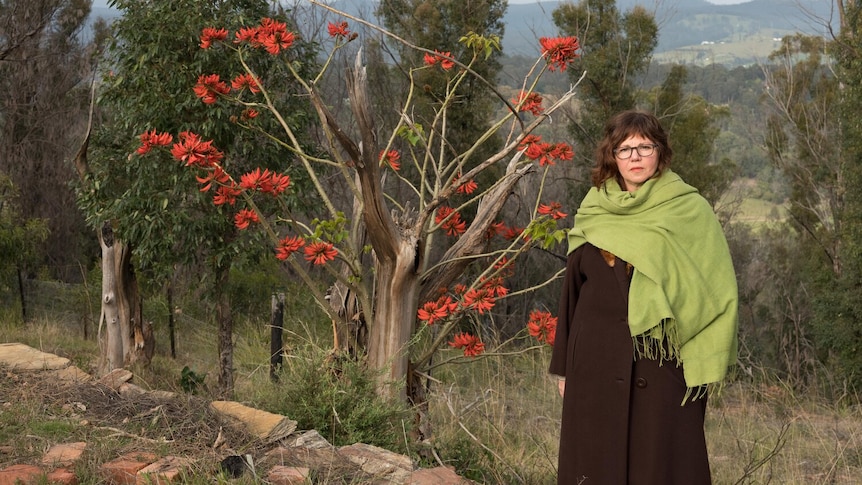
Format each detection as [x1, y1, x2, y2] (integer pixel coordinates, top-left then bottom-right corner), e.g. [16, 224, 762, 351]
[210, 400, 297, 444]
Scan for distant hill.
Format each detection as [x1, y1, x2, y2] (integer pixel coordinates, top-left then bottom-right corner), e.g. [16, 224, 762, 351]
[87, 0, 834, 66]
[503, 0, 835, 64]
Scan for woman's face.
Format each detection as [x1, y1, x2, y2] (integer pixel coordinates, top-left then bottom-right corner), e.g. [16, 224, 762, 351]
[614, 134, 659, 192]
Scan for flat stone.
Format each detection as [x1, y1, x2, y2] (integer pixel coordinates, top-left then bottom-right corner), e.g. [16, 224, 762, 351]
[408, 466, 473, 484]
[338, 443, 413, 483]
[211, 400, 297, 443]
[50, 365, 91, 383]
[100, 452, 157, 485]
[266, 465, 310, 485]
[98, 368, 133, 390]
[46, 467, 78, 485]
[0, 343, 70, 371]
[42, 442, 87, 467]
[136, 456, 192, 484]
[281, 429, 332, 449]
[0, 464, 43, 485]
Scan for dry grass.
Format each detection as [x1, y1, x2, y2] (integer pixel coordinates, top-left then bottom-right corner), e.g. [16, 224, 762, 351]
[2, 309, 862, 484]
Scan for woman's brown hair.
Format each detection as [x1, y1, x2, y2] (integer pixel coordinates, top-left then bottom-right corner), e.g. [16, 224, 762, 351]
[591, 110, 673, 189]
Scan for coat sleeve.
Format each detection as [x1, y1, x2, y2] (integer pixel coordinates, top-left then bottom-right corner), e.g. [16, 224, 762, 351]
[549, 247, 584, 377]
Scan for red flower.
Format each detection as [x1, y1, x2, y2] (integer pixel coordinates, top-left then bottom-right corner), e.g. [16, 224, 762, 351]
[234, 18, 295, 55]
[200, 27, 228, 49]
[171, 131, 223, 168]
[241, 108, 259, 120]
[195, 167, 230, 192]
[235, 26, 260, 44]
[417, 295, 457, 325]
[512, 91, 544, 116]
[234, 208, 260, 229]
[481, 276, 509, 298]
[268, 173, 291, 195]
[493, 256, 515, 277]
[275, 235, 305, 261]
[454, 172, 478, 195]
[538, 201, 568, 220]
[193, 74, 230, 104]
[521, 136, 574, 167]
[327, 21, 350, 38]
[527, 310, 557, 345]
[304, 241, 338, 265]
[213, 184, 241, 206]
[453, 283, 467, 295]
[136, 130, 173, 155]
[379, 149, 401, 171]
[258, 18, 295, 55]
[231, 73, 261, 93]
[423, 50, 455, 70]
[240, 168, 273, 192]
[449, 332, 485, 357]
[539, 36, 581, 72]
[502, 225, 523, 240]
[435, 206, 467, 236]
[462, 288, 495, 314]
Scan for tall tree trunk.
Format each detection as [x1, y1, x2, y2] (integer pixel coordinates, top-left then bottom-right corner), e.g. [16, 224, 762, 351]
[367, 238, 420, 400]
[98, 223, 124, 374]
[215, 263, 234, 397]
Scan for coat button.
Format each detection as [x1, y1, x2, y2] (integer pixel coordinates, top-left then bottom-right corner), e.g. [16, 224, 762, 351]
[635, 377, 648, 388]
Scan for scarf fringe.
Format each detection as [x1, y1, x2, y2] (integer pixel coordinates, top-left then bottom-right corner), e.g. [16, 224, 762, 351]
[633, 319, 722, 405]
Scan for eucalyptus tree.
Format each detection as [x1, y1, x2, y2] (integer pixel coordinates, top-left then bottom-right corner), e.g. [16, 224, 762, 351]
[552, 0, 658, 158]
[0, 0, 96, 281]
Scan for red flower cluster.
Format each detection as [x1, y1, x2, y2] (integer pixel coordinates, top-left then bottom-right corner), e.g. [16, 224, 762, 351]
[234, 208, 260, 230]
[520, 135, 574, 167]
[193, 74, 230, 104]
[423, 50, 455, 70]
[417, 295, 458, 325]
[195, 167, 230, 192]
[327, 21, 350, 38]
[527, 310, 557, 345]
[538, 201, 568, 220]
[275, 235, 305, 261]
[462, 287, 496, 314]
[512, 91, 544, 116]
[539, 36, 581, 72]
[449, 332, 485, 357]
[379, 149, 401, 171]
[304, 241, 338, 265]
[454, 172, 478, 195]
[213, 184, 241, 206]
[235, 18, 295, 55]
[435, 206, 467, 236]
[171, 131, 224, 168]
[239, 168, 290, 195]
[231, 73, 261, 94]
[200, 27, 228, 49]
[136, 130, 173, 155]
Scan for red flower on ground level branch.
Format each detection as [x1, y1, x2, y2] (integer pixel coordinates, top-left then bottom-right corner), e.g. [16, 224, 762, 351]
[449, 332, 485, 357]
[527, 310, 557, 346]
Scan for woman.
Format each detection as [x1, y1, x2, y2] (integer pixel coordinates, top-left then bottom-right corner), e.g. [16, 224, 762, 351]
[549, 110, 738, 484]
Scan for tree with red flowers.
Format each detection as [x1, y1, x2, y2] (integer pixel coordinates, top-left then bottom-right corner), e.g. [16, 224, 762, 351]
[75, 0, 320, 392]
[137, 2, 582, 405]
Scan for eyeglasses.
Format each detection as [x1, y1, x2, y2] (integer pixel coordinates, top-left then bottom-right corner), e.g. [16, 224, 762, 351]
[613, 143, 658, 159]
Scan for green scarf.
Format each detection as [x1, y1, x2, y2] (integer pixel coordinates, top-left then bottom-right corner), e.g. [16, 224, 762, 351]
[567, 170, 738, 390]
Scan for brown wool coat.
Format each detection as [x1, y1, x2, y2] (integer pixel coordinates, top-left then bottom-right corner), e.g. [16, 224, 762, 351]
[549, 243, 712, 485]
